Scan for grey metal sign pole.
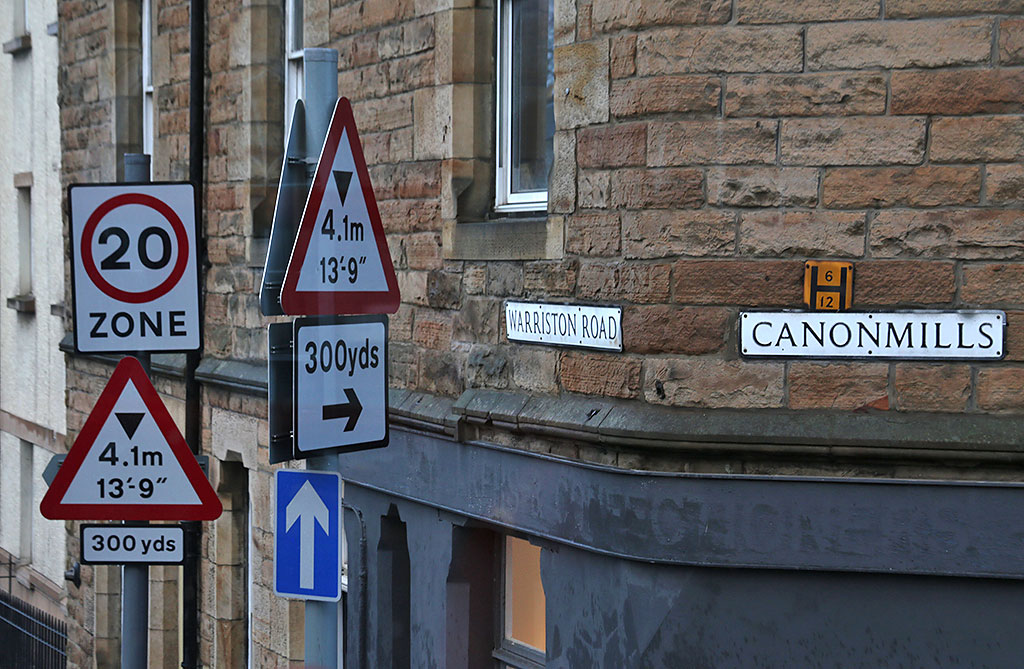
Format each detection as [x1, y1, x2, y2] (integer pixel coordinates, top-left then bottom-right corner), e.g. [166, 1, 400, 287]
[121, 152, 151, 668]
[302, 47, 342, 669]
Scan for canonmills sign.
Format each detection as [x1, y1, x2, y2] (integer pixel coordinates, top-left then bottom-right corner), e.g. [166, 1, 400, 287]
[740, 311, 1005, 360]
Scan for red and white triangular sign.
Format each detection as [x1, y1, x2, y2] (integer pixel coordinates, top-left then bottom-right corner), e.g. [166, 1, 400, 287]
[41, 357, 222, 521]
[280, 97, 400, 315]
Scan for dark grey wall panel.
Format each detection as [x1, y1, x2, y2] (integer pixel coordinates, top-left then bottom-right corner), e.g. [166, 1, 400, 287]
[544, 546, 1023, 668]
[340, 427, 1024, 579]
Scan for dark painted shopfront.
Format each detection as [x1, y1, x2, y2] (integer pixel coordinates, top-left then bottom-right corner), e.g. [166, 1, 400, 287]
[332, 389, 1024, 668]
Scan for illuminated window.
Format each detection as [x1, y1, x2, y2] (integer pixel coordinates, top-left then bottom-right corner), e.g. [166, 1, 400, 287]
[495, 0, 554, 213]
[496, 536, 546, 667]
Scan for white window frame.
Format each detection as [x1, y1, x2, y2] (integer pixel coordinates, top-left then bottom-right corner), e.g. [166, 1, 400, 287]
[285, 0, 305, 139]
[495, 0, 549, 214]
[142, 0, 155, 173]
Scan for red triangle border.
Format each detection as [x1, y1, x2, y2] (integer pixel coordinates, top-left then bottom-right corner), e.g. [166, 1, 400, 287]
[280, 97, 401, 316]
[40, 357, 222, 521]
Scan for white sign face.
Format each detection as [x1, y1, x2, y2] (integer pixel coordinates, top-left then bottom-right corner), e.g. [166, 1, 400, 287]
[81, 525, 184, 564]
[505, 302, 623, 351]
[740, 311, 1005, 359]
[69, 183, 199, 352]
[293, 127, 390, 294]
[60, 378, 201, 506]
[294, 316, 388, 454]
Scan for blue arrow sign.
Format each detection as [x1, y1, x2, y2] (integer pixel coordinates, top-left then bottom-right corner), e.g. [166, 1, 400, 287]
[274, 469, 342, 601]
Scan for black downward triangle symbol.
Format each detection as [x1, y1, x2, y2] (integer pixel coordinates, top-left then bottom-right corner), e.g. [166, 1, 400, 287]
[333, 170, 353, 206]
[115, 412, 145, 439]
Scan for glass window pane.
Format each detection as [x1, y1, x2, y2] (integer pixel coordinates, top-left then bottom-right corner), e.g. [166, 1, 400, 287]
[504, 536, 546, 653]
[510, 0, 554, 195]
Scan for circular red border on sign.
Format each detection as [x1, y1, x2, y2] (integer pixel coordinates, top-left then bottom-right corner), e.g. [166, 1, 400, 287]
[80, 193, 189, 304]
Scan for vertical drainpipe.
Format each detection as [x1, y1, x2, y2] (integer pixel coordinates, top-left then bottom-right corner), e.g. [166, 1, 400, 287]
[182, 0, 205, 667]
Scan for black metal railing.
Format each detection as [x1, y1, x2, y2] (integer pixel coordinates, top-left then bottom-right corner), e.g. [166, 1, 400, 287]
[0, 589, 67, 668]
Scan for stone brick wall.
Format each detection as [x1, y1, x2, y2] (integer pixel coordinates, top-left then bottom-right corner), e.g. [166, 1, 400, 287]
[314, 0, 1024, 415]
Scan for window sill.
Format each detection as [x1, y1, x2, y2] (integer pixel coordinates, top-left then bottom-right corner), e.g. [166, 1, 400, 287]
[2, 34, 31, 55]
[7, 294, 35, 314]
[443, 216, 563, 261]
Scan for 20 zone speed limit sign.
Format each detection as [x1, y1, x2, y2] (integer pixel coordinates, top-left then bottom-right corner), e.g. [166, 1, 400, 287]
[70, 183, 200, 353]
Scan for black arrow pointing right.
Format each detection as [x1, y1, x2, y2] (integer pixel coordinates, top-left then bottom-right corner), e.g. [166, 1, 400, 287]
[322, 388, 362, 432]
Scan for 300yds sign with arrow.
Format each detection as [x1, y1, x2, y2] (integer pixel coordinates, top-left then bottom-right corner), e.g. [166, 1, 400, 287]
[293, 315, 389, 455]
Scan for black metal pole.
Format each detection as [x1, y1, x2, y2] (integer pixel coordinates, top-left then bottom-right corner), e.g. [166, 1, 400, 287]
[182, 0, 205, 667]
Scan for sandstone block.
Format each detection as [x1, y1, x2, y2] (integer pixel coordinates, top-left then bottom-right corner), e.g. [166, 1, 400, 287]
[806, 19, 992, 70]
[592, 0, 731, 32]
[510, 347, 560, 394]
[567, 211, 621, 257]
[736, 0, 880, 23]
[1001, 18, 1024, 64]
[781, 117, 926, 166]
[487, 262, 524, 297]
[726, 72, 886, 117]
[453, 297, 500, 343]
[930, 116, 1024, 162]
[466, 345, 510, 389]
[551, 130, 577, 213]
[886, 0, 1024, 17]
[643, 358, 785, 409]
[870, 209, 1024, 259]
[610, 168, 704, 208]
[855, 261, 956, 306]
[707, 167, 819, 208]
[610, 76, 720, 116]
[788, 362, 889, 410]
[739, 211, 866, 257]
[962, 264, 1024, 304]
[647, 120, 777, 166]
[554, 41, 610, 129]
[622, 306, 729, 354]
[622, 210, 735, 259]
[579, 170, 611, 208]
[524, 260, 580, 296]
[577, 262, 673, 303]
[822, 166, 981, 208]
[977, 368, 1024, 412]
[637, 26, 803, 75]
[891, 68, 1024, 115]
[413, 310, 453, 349]
[560, 352, 641, 398]
[577, 123, 646, 168]
[405, 232, 443, 270]
[893, 364, 971, 412]
[610, 35, 636, 78]
[1006, 311, 1024, 361]
[987, 164, 1024, 204]
[674, 260, 804, 306]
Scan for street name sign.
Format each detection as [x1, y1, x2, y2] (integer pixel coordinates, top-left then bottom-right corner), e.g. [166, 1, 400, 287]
[280, 97, 400, 315]
[40, 356, 222, 521]
[293, 315, 388, 455]
[69, 183, 200, 352]
[505, 301, 622, 351]
[80, 524, 184, 565]
[740, 310, 1005, 360]
[275, 470, 342, 601]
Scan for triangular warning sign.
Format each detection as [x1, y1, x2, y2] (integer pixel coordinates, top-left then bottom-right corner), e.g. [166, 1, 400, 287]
[280, 97, 401, 315]
[41, 357, 222, 521]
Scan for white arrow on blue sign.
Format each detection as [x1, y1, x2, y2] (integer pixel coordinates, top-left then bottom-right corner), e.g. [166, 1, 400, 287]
[274, 469, 342, 601]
